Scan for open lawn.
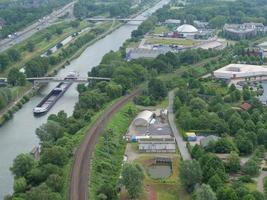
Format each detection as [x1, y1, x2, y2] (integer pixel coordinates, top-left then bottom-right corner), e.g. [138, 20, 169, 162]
[145, 36, 200, 47]
[152, 26, 170, 34]
[245, 182, 257, 192]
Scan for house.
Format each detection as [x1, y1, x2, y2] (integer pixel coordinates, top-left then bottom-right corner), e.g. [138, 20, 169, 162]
[240, 102, 252, 111]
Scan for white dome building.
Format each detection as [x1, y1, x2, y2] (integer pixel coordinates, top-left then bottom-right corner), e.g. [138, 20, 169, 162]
[133, 110, 153, 127]
[176, 24, 198, 38]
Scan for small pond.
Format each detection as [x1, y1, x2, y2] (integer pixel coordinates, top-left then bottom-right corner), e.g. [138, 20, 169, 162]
[148, 165, 172, 179]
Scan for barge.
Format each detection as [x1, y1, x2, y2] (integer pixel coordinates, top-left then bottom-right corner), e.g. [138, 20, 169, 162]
[33, 72, 78, 115]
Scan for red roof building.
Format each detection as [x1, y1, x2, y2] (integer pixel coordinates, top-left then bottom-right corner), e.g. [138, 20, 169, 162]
[240, 102, 252, 111]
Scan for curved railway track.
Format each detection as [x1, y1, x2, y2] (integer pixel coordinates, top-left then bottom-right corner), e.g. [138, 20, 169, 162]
[68, 89, 141, 200]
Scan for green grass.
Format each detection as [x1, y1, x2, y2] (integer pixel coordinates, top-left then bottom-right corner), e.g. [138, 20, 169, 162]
[89, 102, 137, 199]
[153, 26, 170, 34]
[145, 36, 200, 46]
[245, 182, 257, 191]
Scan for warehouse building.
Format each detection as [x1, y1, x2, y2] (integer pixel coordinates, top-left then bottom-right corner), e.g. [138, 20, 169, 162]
[133, 110, 154, 127]
[213, 64, 267, 80]
[125, 48, 169, 61]
[138, 138, 176, 153]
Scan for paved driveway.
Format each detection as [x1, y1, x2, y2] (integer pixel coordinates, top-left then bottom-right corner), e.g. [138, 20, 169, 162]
[168, 90, 191, 160]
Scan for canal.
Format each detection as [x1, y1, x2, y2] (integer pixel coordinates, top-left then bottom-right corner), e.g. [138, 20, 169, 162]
[0, 0, 169, 198]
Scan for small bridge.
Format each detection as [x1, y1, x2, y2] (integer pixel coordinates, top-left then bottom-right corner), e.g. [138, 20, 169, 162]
[86, 18, 145, 22]
[0, 76, 111, 84]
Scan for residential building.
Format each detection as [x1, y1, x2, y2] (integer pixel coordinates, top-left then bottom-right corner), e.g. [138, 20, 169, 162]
[223, 23, 266, 40]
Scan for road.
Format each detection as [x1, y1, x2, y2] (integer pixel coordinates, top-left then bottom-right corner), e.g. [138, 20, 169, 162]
[68, 89, 141, 200]
[168, 90, 192, 160]
[257, 171, 267, 193]
[0, 1, 76, 53]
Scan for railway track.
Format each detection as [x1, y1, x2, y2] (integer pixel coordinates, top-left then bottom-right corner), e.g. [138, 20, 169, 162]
[68, 89, 141, 200]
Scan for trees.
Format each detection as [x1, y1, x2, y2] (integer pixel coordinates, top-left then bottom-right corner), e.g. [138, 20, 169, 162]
[217, 186, 238, 200]
[121, 163, 144, 199]
[242, 159, 260, 176]
[208, 174, 223, 192]
[11, 154, 35, 178]
[7, 49, 21, 62]
[189, 97, 207, 111]
[26, 41, 35, 52]
[36, 120, 64, 145]
[202, 155, 227, 182]
[46, 174, 63, 192]
[7, 68, 26, 86]
[13, 177, 27, 193]
[148, 78, 167, 101]
[180, 160, 202, 192]
[40, 146, 68, 166]
[0, 53, 10, 71]
[226, 151, 241, 173]
[235, 133, 254, 156]
[26, 183, 62, 200]
[194, 184, 217, 200]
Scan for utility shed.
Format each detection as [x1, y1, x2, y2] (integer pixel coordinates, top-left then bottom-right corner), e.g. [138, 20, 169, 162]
[138, 138, 176, 153]
[133, 110, 154, 127]
[186, 132, 197, 141]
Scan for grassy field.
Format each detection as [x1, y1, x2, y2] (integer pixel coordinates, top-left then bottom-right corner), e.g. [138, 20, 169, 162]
[152, 26, 170, 34]
[145, 36, 200, 47]
[245, 182, 257, 192]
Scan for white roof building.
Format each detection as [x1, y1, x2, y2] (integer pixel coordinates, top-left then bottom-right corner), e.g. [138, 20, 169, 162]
[176, 24, 198, 33]
[176, 24, 198, 38]
[214, 64, 267, 79]
[133, 110, 154, 127]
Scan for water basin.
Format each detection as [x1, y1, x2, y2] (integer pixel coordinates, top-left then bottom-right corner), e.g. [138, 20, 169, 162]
[148, 165, 172, 179]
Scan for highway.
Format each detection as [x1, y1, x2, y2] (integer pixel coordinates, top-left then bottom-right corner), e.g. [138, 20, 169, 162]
[0, 1, 76, 53]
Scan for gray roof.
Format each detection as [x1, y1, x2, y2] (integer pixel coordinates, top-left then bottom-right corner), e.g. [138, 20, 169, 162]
[200, 135, 220, 147]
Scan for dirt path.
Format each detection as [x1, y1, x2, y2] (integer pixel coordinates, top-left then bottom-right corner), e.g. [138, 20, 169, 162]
[145, 185, 157, 200]
[68, 89, 141, 200]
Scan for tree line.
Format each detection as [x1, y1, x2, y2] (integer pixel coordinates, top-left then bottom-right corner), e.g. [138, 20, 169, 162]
[174, 74, 267, 200]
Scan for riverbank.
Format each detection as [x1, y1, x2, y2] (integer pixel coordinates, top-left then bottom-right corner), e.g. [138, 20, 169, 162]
[0, 21, 121, 126]
[0, 1, 169, 198]
[0, 0, 158, 126]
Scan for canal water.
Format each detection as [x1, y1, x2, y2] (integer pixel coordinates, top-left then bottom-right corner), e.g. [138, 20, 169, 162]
[0, 0, 169, 198]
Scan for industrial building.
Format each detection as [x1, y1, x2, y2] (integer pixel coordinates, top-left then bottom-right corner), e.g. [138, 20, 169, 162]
[174, 24, 199, 39]
[138, 138, 176, 153]
[213, 64, 267, 80]
[127, 109, 176, 153]
[223, 23, 266, 40]
[257, 41, 267, 58]
[125, 48, 169, 61]
[133, 110, 154, 127]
